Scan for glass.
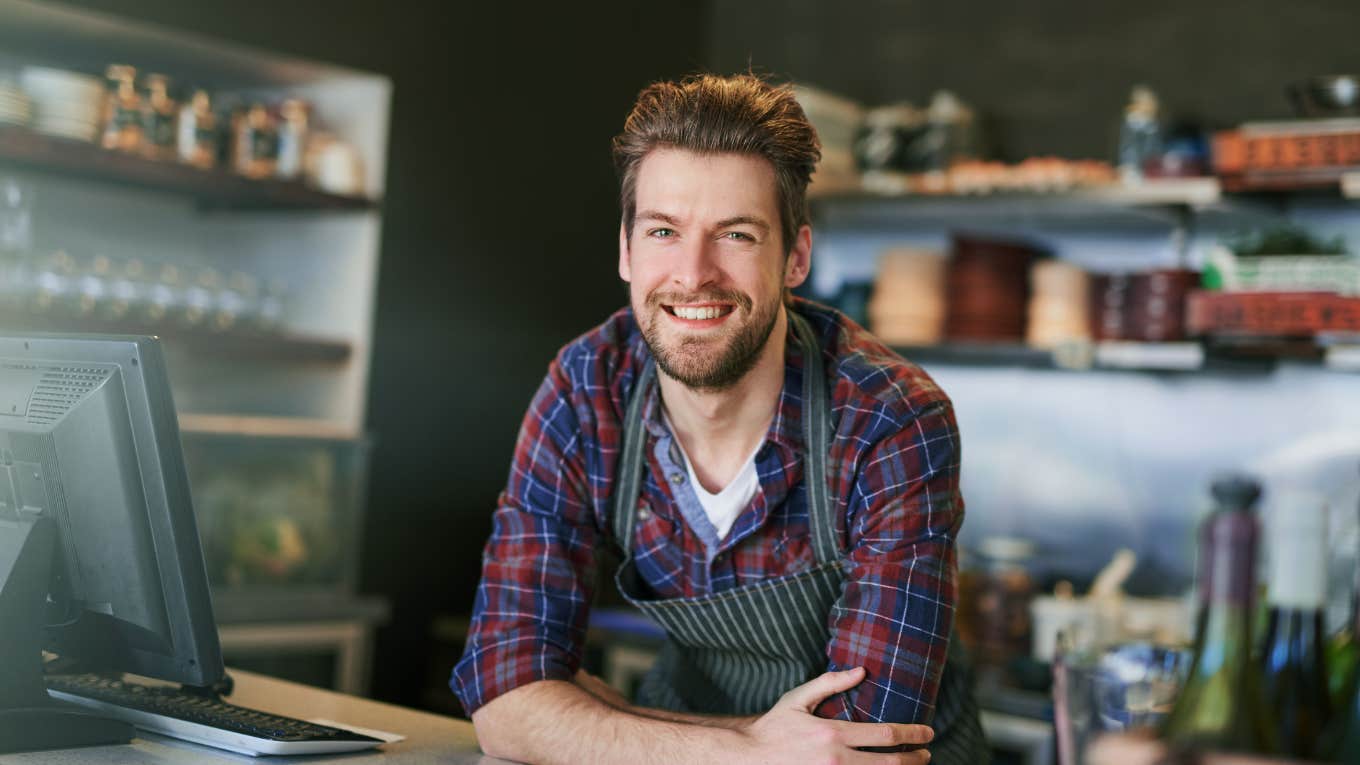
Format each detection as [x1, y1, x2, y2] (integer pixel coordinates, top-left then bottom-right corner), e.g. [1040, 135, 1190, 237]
[0, 176, 32, 314]
[1054, 640, 1190, 765]
[958, 536, 1036, 688]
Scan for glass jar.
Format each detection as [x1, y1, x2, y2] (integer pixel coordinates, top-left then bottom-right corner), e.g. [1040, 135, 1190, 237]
[176, 89, 216, 169]
[139, 73, 177, 161]
[958, 535, 1037, 688]
[100, 64, 143, 153]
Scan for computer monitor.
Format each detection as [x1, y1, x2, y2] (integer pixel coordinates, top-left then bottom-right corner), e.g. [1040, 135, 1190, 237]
[0, 333, 224, 753]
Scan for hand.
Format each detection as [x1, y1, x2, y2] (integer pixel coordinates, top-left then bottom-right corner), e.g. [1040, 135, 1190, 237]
[572, 669, 631, 709]
[736, 667, 934, 764]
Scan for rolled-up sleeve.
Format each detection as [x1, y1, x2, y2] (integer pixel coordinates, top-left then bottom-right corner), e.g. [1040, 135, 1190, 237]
[817, 400, 963, 725]
[450, 359, 599, 715]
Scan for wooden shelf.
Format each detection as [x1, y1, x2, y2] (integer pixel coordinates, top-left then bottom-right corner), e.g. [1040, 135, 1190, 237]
[0, 125, 377, 211]
[0, 314, 352, 363]
[178, 414, 357, 440]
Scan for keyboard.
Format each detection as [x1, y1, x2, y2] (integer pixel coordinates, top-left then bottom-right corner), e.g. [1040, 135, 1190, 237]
[46, 673, 387, 757]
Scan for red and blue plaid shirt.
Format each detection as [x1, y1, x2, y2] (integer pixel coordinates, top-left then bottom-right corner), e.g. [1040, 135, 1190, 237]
[452, 298, 963, 725]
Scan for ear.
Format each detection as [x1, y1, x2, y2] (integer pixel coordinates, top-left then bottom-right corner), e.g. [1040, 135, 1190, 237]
[618, 220, 632, 282]
[783, 224, 812, 289]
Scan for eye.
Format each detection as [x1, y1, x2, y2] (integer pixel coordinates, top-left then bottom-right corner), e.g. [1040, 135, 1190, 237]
[648, 227, 676, 239]
[723, 231, 756, 242]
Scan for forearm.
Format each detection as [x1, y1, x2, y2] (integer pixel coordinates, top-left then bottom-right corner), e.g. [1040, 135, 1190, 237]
[472, 679, 744, 765]
[625, 706, 757, 731]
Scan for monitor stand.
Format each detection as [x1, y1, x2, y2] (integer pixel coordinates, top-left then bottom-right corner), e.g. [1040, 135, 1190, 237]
[0, 515, 133, 754]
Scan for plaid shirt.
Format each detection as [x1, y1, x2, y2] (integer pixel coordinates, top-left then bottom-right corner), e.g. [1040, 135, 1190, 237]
[452, 298, 963, 725]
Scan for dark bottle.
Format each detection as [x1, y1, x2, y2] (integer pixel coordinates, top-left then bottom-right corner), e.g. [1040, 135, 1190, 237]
[1161, 474, 1277, 755]
[1326, 466, 1360, 709]
[1260, 496, 1330, 758]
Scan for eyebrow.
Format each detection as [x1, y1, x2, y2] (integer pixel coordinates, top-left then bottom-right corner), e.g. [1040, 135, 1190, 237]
[635, 210, 771, 234]
[635, 210, 682, 226]
[714, 215, 770, 234]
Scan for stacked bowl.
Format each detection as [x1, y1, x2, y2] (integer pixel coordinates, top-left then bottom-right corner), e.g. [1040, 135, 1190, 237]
[1027, 259, 1092, 347]
[20, 67, 104, 142]
[869, 247, 947, 345]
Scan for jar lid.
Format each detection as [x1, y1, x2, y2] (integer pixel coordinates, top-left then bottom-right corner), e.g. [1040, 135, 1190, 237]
[978, 535, 1036, 562]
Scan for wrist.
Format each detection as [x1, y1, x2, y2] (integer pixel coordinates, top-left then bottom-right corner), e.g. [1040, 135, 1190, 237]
[704, 726, 755, 764]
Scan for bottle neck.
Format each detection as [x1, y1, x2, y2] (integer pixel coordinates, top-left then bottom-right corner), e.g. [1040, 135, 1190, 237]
[1199, 509, 1258, 609]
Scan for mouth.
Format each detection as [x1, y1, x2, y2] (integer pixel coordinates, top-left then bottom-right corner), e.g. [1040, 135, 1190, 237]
[661, 302, 736, 325]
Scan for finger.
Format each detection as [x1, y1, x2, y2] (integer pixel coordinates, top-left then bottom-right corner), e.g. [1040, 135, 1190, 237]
[847, 750, 930, 765]
[831, 720, 934, 748]
[778, 667, 866, 710]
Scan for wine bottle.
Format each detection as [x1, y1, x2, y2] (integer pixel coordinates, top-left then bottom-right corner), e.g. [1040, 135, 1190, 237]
[1326, 468, 1360, 709]
[1161, 474, 1277, 755]
[1259, 496, 1330, 758]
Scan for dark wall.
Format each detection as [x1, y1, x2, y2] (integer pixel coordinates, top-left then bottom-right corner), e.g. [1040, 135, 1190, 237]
[55, 0, 707, 707]
[708, 0, 1360, 161]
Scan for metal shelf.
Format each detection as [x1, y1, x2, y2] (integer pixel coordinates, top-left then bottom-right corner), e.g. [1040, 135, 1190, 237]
[891, 340, 1327, 374]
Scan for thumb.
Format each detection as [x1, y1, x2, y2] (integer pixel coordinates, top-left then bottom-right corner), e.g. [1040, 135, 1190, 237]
[779, 667, 865, 711]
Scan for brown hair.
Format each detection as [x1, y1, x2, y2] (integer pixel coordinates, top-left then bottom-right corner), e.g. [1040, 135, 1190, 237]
[612, 73, 821, 252]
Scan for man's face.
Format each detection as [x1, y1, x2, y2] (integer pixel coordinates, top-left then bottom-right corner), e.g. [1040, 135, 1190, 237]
[619, 148, 810, 391]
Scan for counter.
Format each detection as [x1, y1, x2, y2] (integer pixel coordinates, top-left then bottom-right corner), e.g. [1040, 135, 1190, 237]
[6, 670, 505, 765]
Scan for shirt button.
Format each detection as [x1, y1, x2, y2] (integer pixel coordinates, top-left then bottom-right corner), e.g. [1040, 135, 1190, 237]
[638, 507, 651, 520]
[669, 473, 685, 485]
[714, 552, 726, 564]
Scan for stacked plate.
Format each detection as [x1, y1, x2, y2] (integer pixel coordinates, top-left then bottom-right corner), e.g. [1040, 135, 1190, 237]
[945, 234, 1042, 342]
[20, 66, 104, 142]
[0, 74, 31, 126]
[869, 247, 946, 345]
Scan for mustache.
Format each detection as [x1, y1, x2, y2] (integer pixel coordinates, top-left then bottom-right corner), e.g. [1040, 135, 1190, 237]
[646, 288, 752, 312]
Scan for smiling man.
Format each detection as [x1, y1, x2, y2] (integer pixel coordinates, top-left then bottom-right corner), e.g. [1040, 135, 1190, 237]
[452, 73, 985, 765]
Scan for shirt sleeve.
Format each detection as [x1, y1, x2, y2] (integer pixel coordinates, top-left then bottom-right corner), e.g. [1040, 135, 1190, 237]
[450, 358, 600, 716]
[815, 400, 963, 726]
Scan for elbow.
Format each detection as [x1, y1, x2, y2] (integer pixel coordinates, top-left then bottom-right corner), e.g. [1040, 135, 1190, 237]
[471, 706, 519, 761]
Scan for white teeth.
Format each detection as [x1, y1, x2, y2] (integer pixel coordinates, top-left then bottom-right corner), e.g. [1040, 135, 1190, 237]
[673, 306, 726, 320]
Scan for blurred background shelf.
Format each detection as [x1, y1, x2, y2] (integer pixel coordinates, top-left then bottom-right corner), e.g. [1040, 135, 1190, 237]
[0, 313, 353, 363]
[811, 178, 1226, 230]
[0, 125, 378, 211]
[178, 414, 360, 440]
[892, 339, 1356, 373]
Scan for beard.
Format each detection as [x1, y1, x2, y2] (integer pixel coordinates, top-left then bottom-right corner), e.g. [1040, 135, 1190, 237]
[637, 286, 782, 392]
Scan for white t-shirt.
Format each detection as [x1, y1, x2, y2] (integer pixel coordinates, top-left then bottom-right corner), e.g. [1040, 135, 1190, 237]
[664, 411, 762, 541]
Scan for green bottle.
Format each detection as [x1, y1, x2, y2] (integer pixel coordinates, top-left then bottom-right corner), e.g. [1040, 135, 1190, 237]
[1321, 486, 1360, 761]
[1161, 475, 1278, 755]
[1323, 569, 1360, 760]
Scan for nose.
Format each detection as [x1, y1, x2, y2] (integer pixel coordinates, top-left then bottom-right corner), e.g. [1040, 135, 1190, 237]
[671, 238, 722, 293]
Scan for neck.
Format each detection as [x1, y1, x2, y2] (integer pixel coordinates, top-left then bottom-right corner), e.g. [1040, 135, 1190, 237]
[658, 306, 789, 492]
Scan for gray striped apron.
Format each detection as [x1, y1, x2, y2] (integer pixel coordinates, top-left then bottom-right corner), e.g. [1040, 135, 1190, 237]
[610, 310, 987, 763]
